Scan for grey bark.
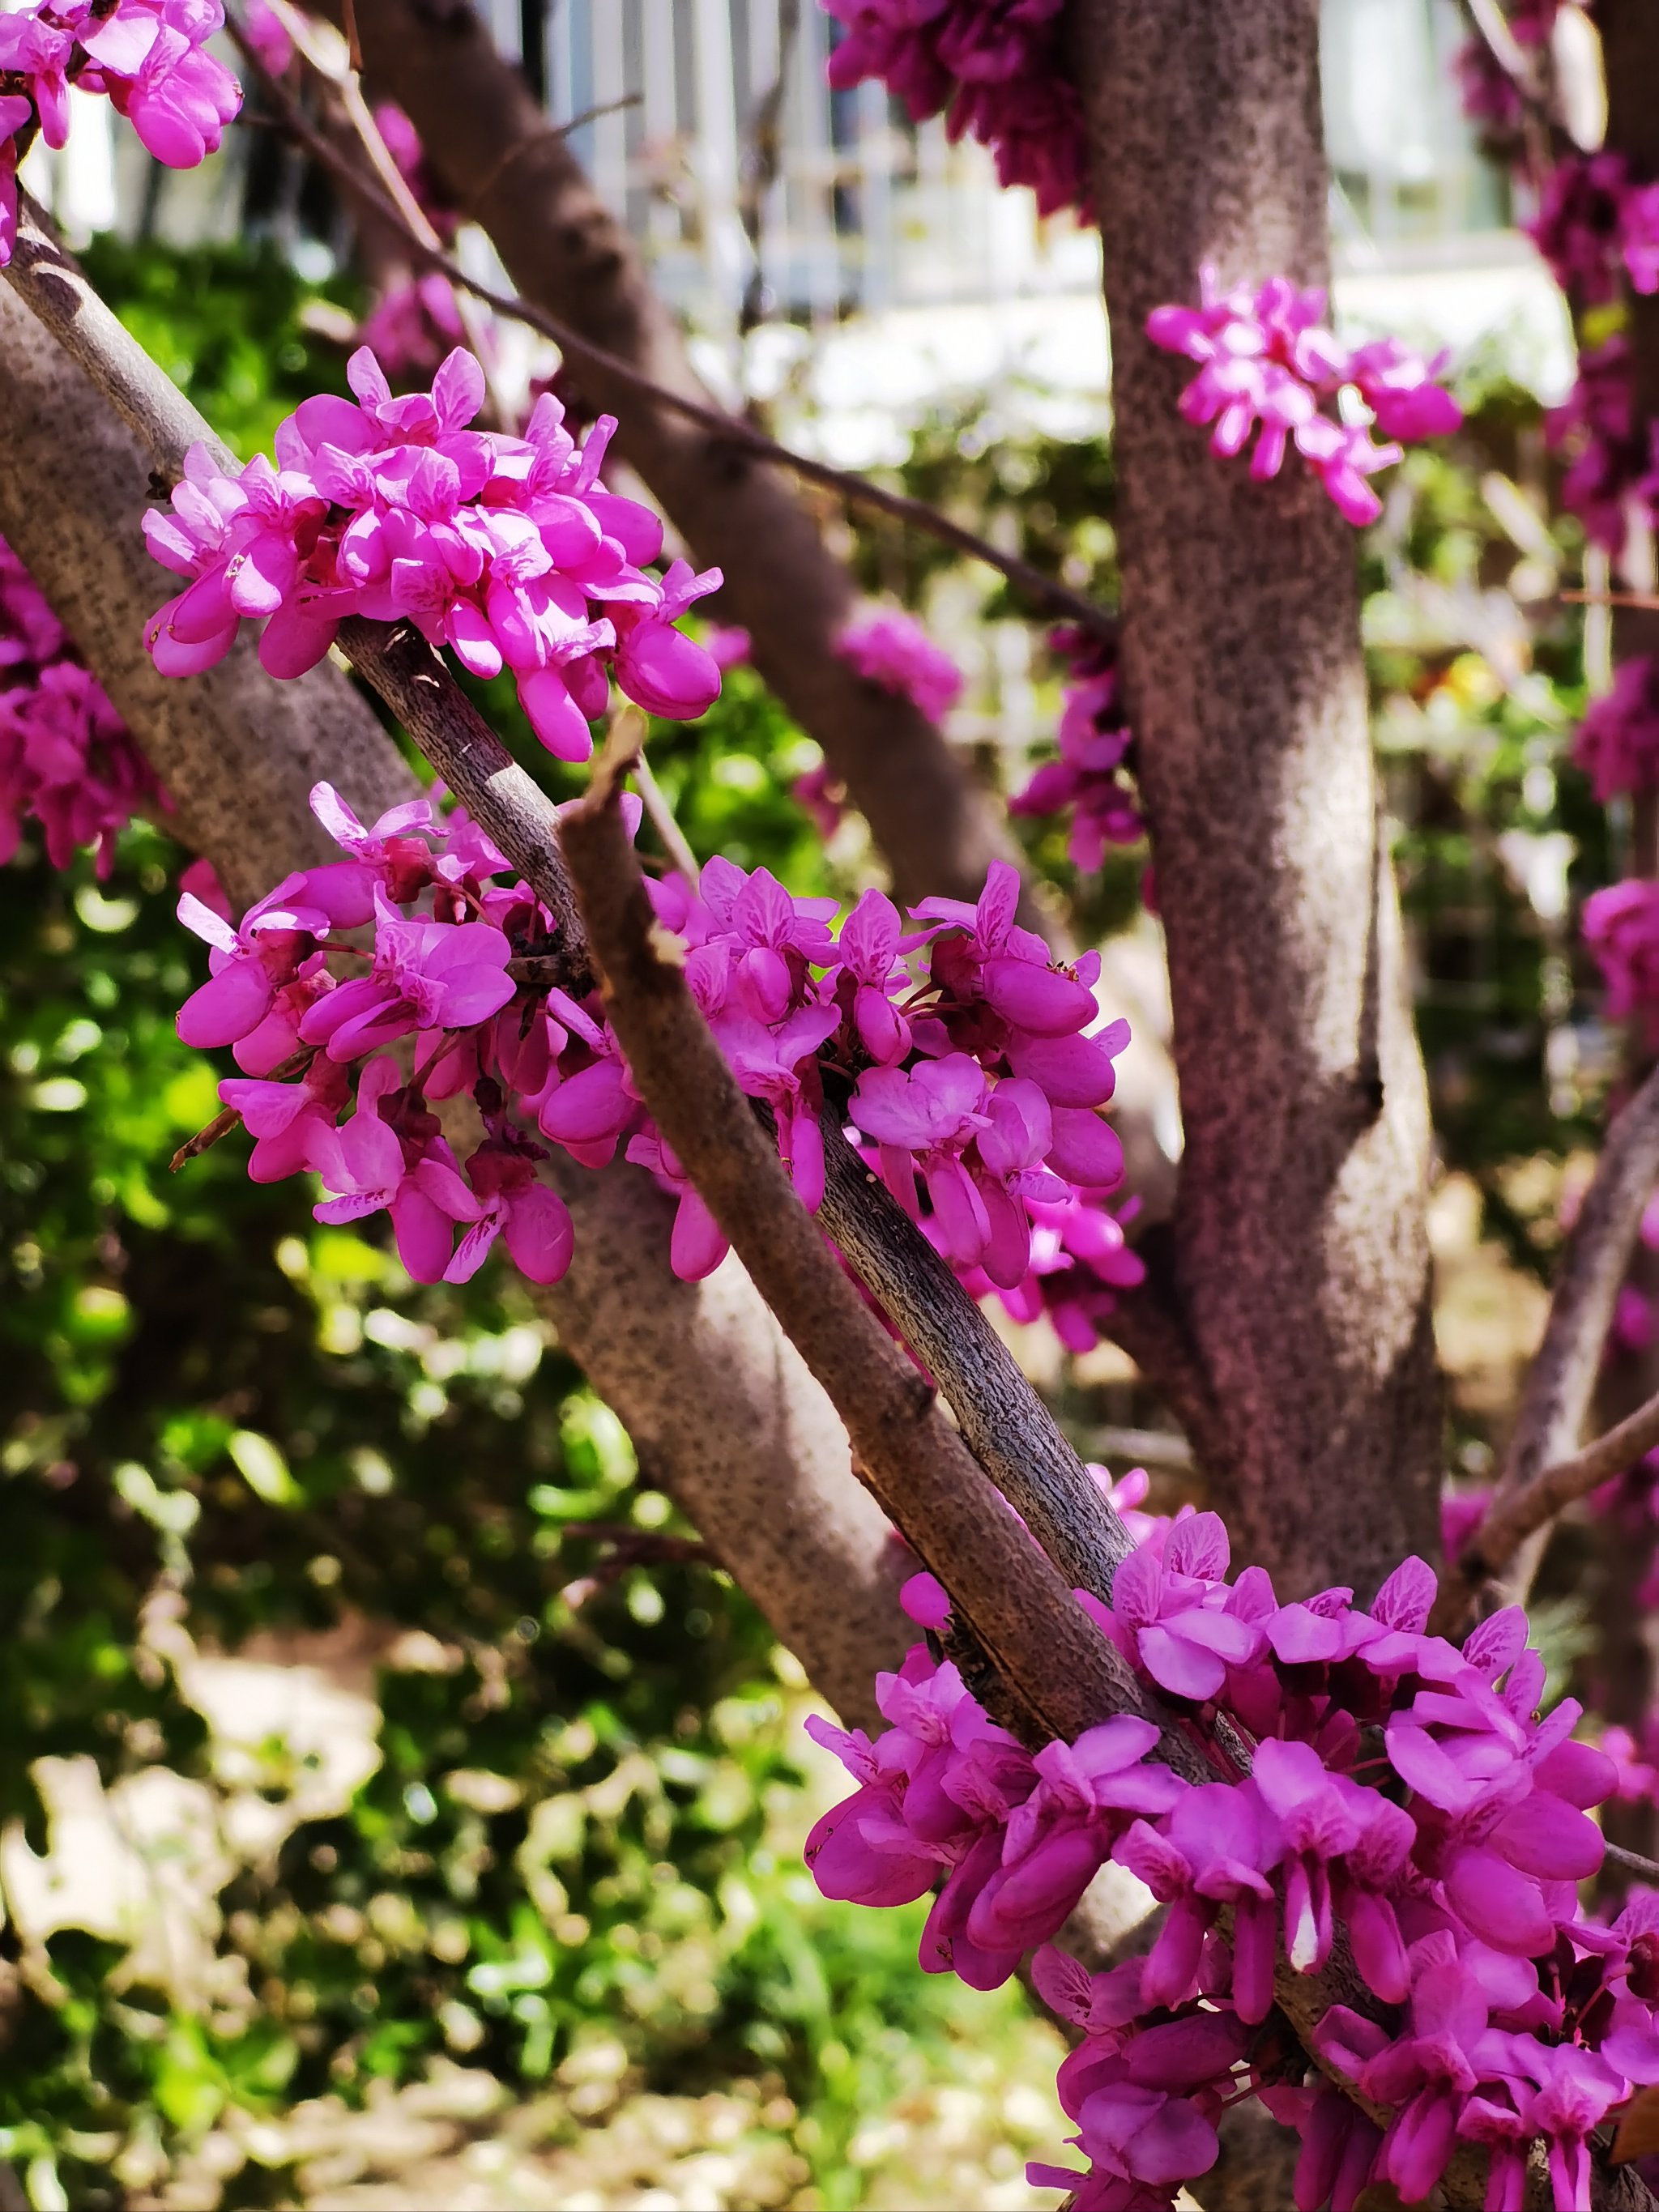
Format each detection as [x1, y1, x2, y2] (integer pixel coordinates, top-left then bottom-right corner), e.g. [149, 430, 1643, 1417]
[1069, 0, 1442, 1598]
[0, 269, 907, 1730]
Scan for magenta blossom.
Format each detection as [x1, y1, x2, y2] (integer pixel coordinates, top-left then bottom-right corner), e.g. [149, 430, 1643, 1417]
[835, 608, 964, 726]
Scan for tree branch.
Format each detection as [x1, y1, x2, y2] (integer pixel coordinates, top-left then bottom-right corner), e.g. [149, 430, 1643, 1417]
[0, 211, 911, 1738]
[1463, 1386, 1659, 1588]
[559, 723, 1151, 1745]
[1498, 1061, 1659, 1502]
[1069, 0, 1441, 1600]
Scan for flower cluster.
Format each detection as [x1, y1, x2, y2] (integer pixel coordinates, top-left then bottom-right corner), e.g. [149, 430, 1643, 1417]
[834, 607, 963, 727]
[1547, 335, 1651, 558]
[180, 779, 1141, 1329]
[0, 533, 164, 874]
[1146, 271, 1464, 526]
[1575, 656, 1659, 802]
[0, 0, 241, 263]
[143, 344, 723, 763]
[819, 0, 1089, 219]
[1584, 879, 1659, 1042]
[1009, 626, 1142, 873]
[812, 1511, 1659, 2211]
[1454, 0, 1564, 144]
[1529, 153, 1659, 309]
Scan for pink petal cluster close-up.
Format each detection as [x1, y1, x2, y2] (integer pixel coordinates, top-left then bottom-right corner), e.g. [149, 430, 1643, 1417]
[143, 344, 724, 762]
[1145, 269, 1463, 525]
[0, 0, 241, 263]
[812, 1517, 1659, 2212]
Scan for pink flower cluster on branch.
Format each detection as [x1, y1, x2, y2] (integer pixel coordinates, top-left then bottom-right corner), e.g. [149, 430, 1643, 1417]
[1529, 153, 1659, 310]
[812, 1514, 1659, 2211]
[0, 0, 241, 262]
[0, 532, 164, 873]
[177, 777, 1141, 1332]
[820, 0, 1090, 220]
[1009, 625, 1143, 872]
[1146, 272, 1463, 526]
[1584, 880, 1659, 1042]
[834, 607, 963, 727]
[143, 345, 723, 763]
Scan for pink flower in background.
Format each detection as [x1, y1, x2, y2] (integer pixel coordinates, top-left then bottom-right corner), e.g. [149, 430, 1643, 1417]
[1146, 267, 1461, 524]
[1575, 655, 1659, 799]
[821, 0, 1090, 219]
[1010, 627, 1142, 872]
[835, 608, 963, 726]
[0, 534, 165, 874]
[241, 0, 293, 76]
[1584, 877, 1659, 1036]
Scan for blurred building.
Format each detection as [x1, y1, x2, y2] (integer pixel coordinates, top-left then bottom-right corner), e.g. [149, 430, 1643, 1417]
[22, 0, 1575, 436]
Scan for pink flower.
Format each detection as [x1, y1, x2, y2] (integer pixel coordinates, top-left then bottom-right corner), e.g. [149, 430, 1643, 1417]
[175, 874, 335, 1049]
[1575, 655, 1659, 800]
[835, 608, 963, 726]
[1079, 1510, 1265, 1702]
[1585, 877, 1659, 1036]
[445, 1138, 574, 1285]
[1147, 269, 1456, 524]
[1115, 1779, 1282, 2021]
[309, 1060, 482, 1281]
[300, 887, 514, 1061]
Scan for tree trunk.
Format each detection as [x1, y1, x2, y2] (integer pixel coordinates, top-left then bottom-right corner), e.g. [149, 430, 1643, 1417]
[1069, 0, 1442, 1597]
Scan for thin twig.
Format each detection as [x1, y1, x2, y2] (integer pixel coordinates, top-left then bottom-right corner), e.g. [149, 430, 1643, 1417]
[1605, 1839, 1659, 1884]
[630, 749, 701, 892]
[1437, 1059, 1659, 1623]
[227, 19, 1111, 638]
[169, 1044, 315, 1170]
[258, 0, 516, 428]
[1463, 1387, 1659, 1582]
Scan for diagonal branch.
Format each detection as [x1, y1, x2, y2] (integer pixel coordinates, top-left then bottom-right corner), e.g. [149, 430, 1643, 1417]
[561, 722, 1151, 1746]
[1497, 1061, 1659, 1499]
[1462, 1384, 1659, 1588]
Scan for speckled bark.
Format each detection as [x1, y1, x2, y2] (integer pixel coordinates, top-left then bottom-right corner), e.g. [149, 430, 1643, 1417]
[1068, 0, 1441, 1596]
[318, 0, 1022, 910]
[0, 274, 906, 1728]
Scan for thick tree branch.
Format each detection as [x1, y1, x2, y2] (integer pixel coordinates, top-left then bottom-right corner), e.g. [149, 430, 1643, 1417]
[818, 1127, 1157, 1596]
[561, 728, 1149, 1745]
[1070, 0, 1441, 1600]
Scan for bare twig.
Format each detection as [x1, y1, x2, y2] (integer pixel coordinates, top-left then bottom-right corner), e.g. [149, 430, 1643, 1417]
[228, 20, 1111, 639]
[1462, 1386, 1659, 1583]
[631, 749, 701, 891]
[1439, 1062, 1659, 1622]
[258, 0, 516, 427]
[737, 0, 800, 340]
